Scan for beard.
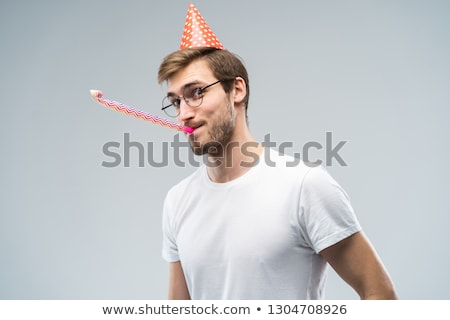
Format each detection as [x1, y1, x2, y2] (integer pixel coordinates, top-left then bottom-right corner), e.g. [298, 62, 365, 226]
[188, 102, 235, 156]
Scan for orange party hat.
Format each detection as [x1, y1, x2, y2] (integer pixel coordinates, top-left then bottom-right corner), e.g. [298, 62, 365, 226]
[179, 3, 224, 50]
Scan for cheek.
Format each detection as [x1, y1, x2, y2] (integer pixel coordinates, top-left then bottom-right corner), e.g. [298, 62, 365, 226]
[201, 98, 226, 117]
[198, 93, 233, 122]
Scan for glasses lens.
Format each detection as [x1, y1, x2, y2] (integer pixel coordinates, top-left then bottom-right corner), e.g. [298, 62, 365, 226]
[162, 96, 179, 117]
[183, 86, 203, 108]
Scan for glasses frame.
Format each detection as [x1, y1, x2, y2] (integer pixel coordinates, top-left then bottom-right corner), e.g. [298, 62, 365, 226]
[161, 78, 234, 118]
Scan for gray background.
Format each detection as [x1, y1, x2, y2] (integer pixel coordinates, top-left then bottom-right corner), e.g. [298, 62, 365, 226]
[1, 0, 449, 299]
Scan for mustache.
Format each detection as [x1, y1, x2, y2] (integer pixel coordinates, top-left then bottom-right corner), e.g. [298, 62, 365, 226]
[184, 121, 206, 129]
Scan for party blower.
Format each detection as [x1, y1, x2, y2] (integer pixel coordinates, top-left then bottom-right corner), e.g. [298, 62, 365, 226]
[89, 90, 194, 134]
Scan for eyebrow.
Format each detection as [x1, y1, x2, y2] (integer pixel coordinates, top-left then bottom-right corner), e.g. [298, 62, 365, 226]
[167, 80, 206, 96]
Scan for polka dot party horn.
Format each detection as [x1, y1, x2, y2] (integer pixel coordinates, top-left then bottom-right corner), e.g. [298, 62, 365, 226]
[90, 90, 194, 134]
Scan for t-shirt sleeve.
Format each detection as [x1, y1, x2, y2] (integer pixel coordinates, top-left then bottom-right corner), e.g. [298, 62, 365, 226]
[298, 166, 361, 253]
[162, 191, 180, 262]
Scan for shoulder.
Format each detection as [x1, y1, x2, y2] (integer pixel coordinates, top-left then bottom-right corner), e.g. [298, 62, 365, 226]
[262, 148, 333, 194]
[265, 147, 352, 206]
[263, 148, 312, 178]
[165, 166, 204, 202]
[300, 165, 350, 205]
[266, 148, 348, 202]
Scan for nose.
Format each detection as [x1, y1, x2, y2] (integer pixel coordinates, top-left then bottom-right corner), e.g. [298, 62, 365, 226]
[178, 99, 195, 123]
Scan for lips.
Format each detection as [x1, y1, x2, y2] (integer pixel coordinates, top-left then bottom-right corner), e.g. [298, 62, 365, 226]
[191, 126, 203, 136]
[186, 123, 204, 133]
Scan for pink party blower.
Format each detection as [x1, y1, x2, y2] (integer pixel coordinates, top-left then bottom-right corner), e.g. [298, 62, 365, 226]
[90, 90, 194, 134]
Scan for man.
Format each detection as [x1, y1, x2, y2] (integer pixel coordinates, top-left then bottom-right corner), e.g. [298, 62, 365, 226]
[158, 4, 397, 300]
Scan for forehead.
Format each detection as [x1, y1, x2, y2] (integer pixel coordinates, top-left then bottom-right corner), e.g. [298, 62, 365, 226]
[167, 59, 214, 93]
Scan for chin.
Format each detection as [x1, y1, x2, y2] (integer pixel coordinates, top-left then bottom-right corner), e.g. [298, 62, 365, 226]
[188, 138, 205, 156]
[189, 138, 224, 156]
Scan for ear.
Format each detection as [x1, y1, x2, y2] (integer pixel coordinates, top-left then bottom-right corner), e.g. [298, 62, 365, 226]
[232, 77, 247, 106]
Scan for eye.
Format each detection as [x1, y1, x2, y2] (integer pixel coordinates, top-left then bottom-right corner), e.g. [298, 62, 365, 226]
[169, 96, 181, 108]
[190, 88, 204, 100]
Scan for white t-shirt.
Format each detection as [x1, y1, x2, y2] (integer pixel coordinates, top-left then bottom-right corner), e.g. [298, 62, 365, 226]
[162, 148, 361, 299]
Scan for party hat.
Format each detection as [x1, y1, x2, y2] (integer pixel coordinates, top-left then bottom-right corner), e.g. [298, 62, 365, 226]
[179, 3, 224, 50]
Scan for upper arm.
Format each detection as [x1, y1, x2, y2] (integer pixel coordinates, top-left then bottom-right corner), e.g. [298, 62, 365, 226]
[168, 261, 191, 300]
[320, 231, 397, 299]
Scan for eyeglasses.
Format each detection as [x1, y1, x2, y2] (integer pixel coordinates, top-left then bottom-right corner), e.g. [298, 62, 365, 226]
[161, 79, 231, 118]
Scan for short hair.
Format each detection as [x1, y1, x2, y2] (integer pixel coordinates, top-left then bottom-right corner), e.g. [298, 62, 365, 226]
[158, 47, 250, 114]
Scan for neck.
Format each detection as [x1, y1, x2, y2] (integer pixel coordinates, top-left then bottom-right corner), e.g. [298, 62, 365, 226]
[205, 120, 263, 183]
